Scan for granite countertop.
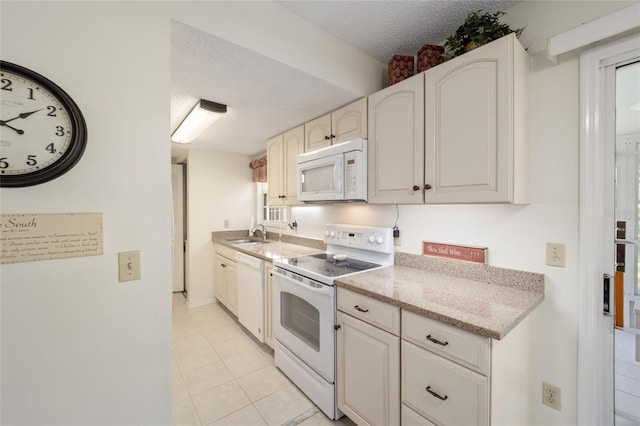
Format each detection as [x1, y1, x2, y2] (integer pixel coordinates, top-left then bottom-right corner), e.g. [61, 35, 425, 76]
[335, 258, 544, 340]
[212, 230, 325, 262]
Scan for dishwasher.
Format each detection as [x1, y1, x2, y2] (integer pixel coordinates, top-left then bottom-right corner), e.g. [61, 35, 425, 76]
[236, 251, 265, 342]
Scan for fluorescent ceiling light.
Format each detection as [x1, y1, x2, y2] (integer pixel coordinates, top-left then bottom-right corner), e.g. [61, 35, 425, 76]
[171, 99, 227, 144]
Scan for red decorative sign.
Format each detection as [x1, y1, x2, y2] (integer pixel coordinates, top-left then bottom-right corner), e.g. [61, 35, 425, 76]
[422, 241, 487, 264]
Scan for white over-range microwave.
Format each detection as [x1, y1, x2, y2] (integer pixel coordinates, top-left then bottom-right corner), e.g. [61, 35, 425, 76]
[296, 138, 367, 203]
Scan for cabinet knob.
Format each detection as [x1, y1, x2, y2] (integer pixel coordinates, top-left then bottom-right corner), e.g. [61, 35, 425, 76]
[412, 185, 420, 191]
[330, 134, 336, 139]
[425, 184, 432, 190]
[324, 135, 330, 140]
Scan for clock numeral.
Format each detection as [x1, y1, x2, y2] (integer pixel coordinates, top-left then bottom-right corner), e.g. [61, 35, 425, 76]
[26, 155, 37, 166]
[27, 88, 36, 100]
[55, 126, 64, 137]
[47, 106, 57, 117]
[46, 143, 57, 154]
[0, 158, 8, 169]
[1, 78, 12, 91]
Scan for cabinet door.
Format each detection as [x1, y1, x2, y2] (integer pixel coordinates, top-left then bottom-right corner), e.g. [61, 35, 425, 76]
[368, 73, 424, 204]
[226, 261, 238, 315]
[332, 98, 367, 144]
[425, 33, 524, 203]
[304, 114, 332, 151]
[267, 134, 284, 205]
[214, 254, 227, 305]
[264, 262, 274, 349]
[337, 311, 400, 426]
[283, 125, 305, 205]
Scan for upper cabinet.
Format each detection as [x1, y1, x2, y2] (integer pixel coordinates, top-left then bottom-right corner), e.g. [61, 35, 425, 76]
[368, 73, 424, 204]
[424, 33, 529, 204]
[304, 98, 367, 152]
[332, 98, 367, 144]
[267, 125, 305, 205]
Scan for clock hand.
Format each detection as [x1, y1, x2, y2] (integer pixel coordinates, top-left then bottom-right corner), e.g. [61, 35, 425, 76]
[0, 121, 25, 135]
[1, 109, 43, 124]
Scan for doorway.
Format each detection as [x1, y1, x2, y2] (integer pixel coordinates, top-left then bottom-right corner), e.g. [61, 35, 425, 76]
[612, 61, 640, 424]
[171, 163, 186, 294]
[578, 33, 640, 426]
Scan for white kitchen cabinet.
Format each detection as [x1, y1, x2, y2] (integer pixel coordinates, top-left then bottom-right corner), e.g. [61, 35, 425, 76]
[400, 310, 534, 426]
[368, 73, 424, 204]
[214, 245, 238, 315]
[304, 98, 367, 152]
[424, 33, 529, 204]
[337, 288, 400, 426]
[267, 125, 304, 205]
[264, 261, 274, 349]
[304, 114, 332, 151]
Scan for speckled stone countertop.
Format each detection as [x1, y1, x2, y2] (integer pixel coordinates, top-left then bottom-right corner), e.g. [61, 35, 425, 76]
[212, 230, 325, 262]
[336, 254, 544, 340]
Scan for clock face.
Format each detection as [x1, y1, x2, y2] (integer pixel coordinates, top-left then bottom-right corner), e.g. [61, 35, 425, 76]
[0, 61, 87, 187]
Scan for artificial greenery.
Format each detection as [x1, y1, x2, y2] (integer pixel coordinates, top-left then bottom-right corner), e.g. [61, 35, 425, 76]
[444, 10, 523, 59]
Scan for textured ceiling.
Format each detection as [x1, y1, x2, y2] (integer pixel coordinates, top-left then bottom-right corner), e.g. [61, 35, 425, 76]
[170, 1, 521, 159]
[277, 0, 520, 64]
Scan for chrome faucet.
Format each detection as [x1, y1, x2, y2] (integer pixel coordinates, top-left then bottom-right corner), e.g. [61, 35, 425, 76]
[250, 224, 267, 241]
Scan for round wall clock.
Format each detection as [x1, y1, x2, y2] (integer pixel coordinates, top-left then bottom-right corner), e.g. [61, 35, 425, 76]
[0, 61, 87, 187]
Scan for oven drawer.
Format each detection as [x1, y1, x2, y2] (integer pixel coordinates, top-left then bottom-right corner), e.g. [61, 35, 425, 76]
[402, 340, 489, 426]
[402, 310, 490, 375]
[337, 287, 400, 335]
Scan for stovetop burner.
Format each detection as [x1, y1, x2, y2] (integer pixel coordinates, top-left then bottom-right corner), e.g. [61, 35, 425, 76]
[279, 252, 382, 278]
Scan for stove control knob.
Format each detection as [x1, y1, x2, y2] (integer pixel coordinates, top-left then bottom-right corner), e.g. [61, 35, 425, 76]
[377, 236, 384, 244]
[324, 230, 330, 237]
[329, 231, 336, 238]
[368, 235, 376, 243]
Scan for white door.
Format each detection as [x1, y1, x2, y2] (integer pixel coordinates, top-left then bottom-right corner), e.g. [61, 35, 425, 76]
[611, 61, 640, 425]
[579, 33, 640, 425]
[171, 164, 185, 293]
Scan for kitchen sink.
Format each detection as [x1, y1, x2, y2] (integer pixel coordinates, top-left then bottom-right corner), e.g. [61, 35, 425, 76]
[226, 238, 270, 245]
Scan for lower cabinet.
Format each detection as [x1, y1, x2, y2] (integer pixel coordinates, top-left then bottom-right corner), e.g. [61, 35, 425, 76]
[337, 288, 400, 426]
[214, 245, 238, 315]
[264, 261, 274, 349]
[337, 287, 533, 426]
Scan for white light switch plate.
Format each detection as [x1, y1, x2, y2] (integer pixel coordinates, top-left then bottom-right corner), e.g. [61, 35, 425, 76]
[118, 251, 141, 282]
[546, 243, 565, 267]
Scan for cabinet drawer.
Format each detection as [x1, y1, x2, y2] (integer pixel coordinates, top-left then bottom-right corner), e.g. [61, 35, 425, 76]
[338, 287, 400, 335]
[215, 243, 237, 261]
[402, 310, 490, 375]
[401, 404, 437, 426]
[402, 341, 489, 426]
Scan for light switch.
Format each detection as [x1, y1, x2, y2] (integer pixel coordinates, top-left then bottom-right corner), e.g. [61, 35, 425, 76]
[118, 251, 141, 282]
[546, 243, 565, 267]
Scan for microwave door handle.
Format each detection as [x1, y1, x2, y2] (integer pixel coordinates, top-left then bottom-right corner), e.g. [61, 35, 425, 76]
[334, 158, 343, 195]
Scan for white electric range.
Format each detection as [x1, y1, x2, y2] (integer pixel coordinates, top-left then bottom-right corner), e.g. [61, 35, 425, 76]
[272, 224, 394, 419]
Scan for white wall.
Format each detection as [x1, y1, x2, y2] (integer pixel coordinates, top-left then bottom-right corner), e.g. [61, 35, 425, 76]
[186, 150, 253, 307]
[0, 2, 173, 424]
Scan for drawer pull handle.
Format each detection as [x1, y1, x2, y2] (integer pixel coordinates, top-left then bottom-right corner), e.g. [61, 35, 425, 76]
[354, 305, 369, 313]
[426, 335, 448, 346]
[426, 386, 448, 401]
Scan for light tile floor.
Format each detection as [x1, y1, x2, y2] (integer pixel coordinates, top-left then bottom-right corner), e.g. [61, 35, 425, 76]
[172, 293, 355, 426]
[615, 329, 640, 425]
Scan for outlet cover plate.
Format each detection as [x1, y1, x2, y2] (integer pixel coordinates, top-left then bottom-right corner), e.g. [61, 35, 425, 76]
[542, 381, 561, 411]
[546, 243, 566, 267]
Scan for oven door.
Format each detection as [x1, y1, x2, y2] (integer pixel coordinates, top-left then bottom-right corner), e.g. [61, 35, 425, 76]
[272, 269, 336, 383]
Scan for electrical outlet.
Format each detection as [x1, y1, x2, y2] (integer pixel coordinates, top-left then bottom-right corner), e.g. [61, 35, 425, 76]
[223, 219, 230, 229]
[542, 382, 561, 411]
[546, 243, 566, 267]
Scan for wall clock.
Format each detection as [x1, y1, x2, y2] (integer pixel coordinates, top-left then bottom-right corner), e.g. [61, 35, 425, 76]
[0, 61, 87, 187]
